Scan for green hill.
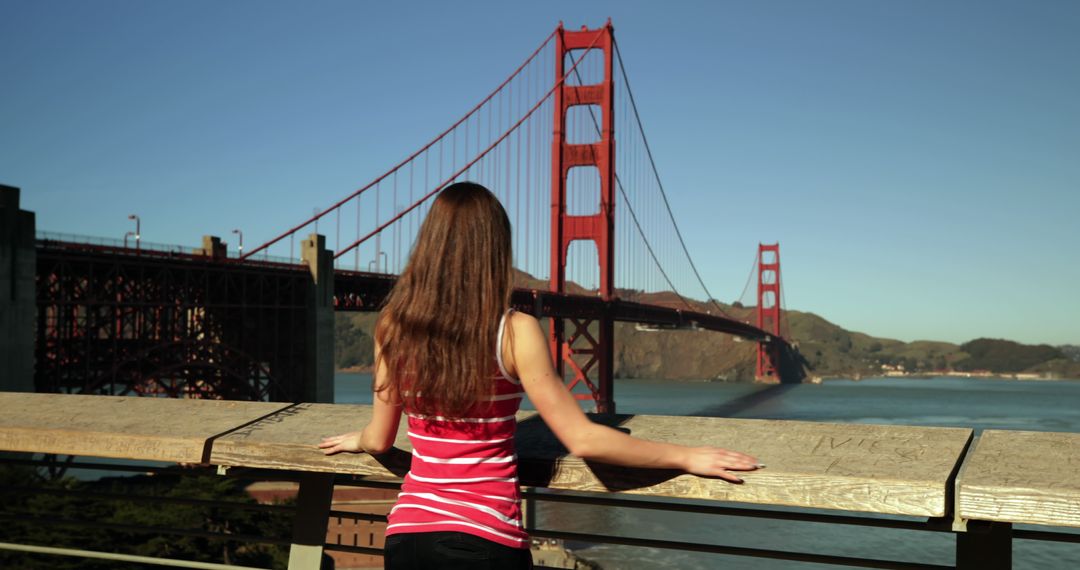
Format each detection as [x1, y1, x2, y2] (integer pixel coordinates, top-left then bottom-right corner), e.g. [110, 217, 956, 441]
[954, 339, 1064, 373]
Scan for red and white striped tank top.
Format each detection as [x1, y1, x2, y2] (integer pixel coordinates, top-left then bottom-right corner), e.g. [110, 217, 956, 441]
[384, 310, 528, 549]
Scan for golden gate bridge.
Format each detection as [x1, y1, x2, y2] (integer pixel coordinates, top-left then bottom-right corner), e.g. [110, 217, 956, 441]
[16, 21, 803, 412]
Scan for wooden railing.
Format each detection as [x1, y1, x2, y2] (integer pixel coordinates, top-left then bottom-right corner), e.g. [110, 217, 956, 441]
[1, 392, 1078, 569]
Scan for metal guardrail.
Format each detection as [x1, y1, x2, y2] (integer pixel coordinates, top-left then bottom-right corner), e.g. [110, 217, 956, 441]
[37, 230, 193, 256]
[35, 230, 303, 265]
[329, 477, 953, 570]
[3, 456, 1080, 569]
[0, 542, 267, 570]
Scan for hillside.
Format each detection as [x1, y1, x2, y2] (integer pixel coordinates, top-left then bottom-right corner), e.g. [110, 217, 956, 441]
[334, 288, 1080, 381]
[1059, 345, 1080, 362]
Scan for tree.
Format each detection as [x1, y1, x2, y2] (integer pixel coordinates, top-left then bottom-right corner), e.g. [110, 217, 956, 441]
[0, 466, 291, 569]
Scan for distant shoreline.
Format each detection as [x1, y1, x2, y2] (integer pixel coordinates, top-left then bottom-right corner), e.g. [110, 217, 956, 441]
[334, 368, 1078, 383]
[815, 373, 1077, 383]
[337, 365, 373, 374]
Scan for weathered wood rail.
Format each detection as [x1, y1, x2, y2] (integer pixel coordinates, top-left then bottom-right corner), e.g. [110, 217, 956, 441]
[1, 392, 1078, 569]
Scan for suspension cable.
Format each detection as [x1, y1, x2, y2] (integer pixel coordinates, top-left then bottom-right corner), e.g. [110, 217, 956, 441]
[738, 253, 758, 308]
[243, 29, 558, 260]
[567, 63, 694, 311]
[613, 39, 731, 316]
[334, 31, 605, 260]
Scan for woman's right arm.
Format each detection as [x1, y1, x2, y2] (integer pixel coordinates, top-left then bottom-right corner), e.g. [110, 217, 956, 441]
[506, 312, 761, 483]
[318, 340, 402, 456]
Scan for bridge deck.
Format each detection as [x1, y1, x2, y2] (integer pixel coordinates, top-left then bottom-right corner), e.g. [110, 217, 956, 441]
[2, 392, 971, 517]
[958, 429, 1080, 528]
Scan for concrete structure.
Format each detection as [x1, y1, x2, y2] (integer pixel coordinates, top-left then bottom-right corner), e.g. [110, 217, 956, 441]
[197, 234, 227, 259]
[302, 233, 334, 404]
[0, 185, 36, 392]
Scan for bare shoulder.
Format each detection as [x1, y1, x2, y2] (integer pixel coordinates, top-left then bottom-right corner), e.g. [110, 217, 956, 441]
[509, 311, 550, 349]
[509, 310, 540, 333]
[503, 311, 545, 378]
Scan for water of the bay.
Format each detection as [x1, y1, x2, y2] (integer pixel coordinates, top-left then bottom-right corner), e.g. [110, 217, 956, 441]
[335, 373, 1080, 569]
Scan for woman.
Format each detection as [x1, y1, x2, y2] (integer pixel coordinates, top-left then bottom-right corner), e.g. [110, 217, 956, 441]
[319, 182, 760, 569]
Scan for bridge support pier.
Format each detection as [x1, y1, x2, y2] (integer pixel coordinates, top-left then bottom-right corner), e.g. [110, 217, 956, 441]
[550, 313, 615, 413]
[0, 185, 36, 393]
[302, 234, 335, 404]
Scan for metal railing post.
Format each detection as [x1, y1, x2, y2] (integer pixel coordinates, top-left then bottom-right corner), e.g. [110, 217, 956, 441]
[956, 522, 1011, 570]
[522, 488, 536, 533]
[288, 472, 335, 570]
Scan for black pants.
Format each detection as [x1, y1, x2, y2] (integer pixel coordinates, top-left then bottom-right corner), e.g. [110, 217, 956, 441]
[385, 531, 532, 569]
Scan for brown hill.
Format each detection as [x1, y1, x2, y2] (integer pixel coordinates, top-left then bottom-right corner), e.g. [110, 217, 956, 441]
[334, 282, 1080, 381]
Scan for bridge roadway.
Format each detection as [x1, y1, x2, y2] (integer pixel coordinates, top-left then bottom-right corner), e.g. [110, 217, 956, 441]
[3, 392, 1079, 569]
[35, 238, 776, 341]
[334, 270, 775, 341]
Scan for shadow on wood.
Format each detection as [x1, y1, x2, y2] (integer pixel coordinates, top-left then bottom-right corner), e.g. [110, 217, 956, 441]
[515, 413, 690, 491]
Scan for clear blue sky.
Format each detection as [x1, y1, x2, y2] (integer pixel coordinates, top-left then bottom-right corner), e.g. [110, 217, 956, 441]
[2, 1, 1077, 346]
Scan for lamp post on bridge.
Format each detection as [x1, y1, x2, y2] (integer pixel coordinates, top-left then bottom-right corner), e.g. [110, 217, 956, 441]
[232, 229, 243, 257]
[123, 231, 135, 249]
[367, 251, 388, 273]
[127, 214, 140, 252]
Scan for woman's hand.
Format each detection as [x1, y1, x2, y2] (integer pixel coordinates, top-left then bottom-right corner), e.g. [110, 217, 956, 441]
[680, 447, 763, 483]
[318, 432, 365, 455]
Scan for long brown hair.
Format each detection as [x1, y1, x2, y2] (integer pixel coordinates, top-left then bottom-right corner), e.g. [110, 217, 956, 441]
[375, 182, 513, 416]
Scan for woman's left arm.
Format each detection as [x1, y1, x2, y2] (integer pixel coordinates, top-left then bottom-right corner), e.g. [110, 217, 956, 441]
[318, 342, 402, 455]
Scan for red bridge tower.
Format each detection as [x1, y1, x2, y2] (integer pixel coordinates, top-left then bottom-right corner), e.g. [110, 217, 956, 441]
[755, 243, 783, 381]
[549, 22, 617, 412]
